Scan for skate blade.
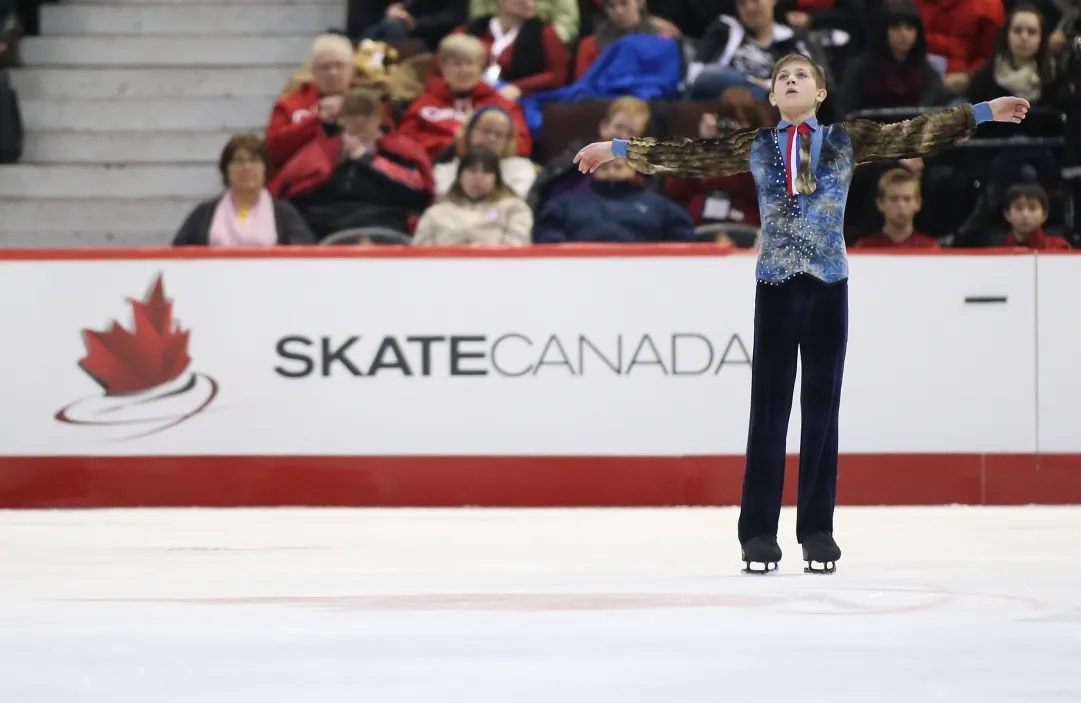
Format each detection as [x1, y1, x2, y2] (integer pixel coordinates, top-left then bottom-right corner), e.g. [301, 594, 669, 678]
[803, 560, 836, 574]
[742, 561, 779, 575]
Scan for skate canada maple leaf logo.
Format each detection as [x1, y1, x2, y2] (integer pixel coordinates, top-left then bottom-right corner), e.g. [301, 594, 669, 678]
[55, 274, 219, 440]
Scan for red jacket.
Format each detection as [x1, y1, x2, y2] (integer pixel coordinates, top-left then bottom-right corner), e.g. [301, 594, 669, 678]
[397, 80, 532, 160]
[853, 232, 940, 249]
[268, 131, 433, 203]
[912, 0, 1003, 73]
[1005, 229, 1071, 250]
[663, 174, 760, 227]
[265, 83, 396, 166]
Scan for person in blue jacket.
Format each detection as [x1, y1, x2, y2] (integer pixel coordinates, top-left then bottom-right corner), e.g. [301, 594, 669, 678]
[532, 157, 695, 243]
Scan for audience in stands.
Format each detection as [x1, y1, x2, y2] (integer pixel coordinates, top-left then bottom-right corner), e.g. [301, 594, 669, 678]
[533, 157, 695, 243]
[528, 96, 651, 211]
[351, 0, 469, 51]
[430, 0, 569, 100]
[269, 88, 433, 241]
[173, 134, 313, 247]
[266, 34, 358, 167]
[914, 0, 1003, 75]
[838, 0, 945, 116]
[399, 34, 532, 159]
[573, 0, 679, 80]
[663, 87, 767, 232]
[853, 168, 940, 249]
[1001, 183, 1070, 248]
[415, 145, 533, 245]
[687, 0, 828, 101]
[433, 105, 538, 198]
[470, 0, 580, 43]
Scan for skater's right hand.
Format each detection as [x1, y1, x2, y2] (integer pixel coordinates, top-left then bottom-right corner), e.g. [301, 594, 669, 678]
[573, 141, 615, 173]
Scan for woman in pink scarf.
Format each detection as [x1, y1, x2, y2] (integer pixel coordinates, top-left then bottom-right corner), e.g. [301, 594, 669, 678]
[173, 133, 314, 247]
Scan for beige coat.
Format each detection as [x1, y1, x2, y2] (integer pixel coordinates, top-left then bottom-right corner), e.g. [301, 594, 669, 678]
[433, 156, 538, 200]
[413, 196, 533, 246]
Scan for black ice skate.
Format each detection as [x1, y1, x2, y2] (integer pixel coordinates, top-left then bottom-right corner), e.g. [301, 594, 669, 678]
[741, 535, 781, 574]
[801, 533, 841, 574]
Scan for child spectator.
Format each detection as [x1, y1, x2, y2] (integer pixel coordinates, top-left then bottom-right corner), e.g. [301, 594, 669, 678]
[266, 34, 357, 167]
[574, 0, 678, 80]
[663, 87, 767, 229]
[1002, 183, 1070, 248]
[269, 88, 434, 240]
[399, 34, 532, 160]
[853, 168, 940, 249]
[529, 96, 651, 210]
[414, 145, 533, 245]
[174, 134, 313, 247]
[432, 0, 569, 101]
[533, 157, 695, 243]
[838, 0, 945, 116]
[914, 0, 1004, 74]
[432, 105, 538, 198]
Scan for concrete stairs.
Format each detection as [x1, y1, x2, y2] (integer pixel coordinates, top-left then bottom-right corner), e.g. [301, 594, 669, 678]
[1, 0, 346, 247]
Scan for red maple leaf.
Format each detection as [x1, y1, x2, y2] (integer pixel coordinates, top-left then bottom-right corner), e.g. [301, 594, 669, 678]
[78, 275, 192, 395]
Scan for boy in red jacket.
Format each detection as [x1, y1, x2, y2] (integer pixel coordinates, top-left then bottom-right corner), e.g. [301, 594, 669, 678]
[398, 33, 532, 161]
[1003, 183, 1070, 250]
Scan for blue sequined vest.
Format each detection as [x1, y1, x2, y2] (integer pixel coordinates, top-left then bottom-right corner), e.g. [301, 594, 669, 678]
[749, 124, 854, 284]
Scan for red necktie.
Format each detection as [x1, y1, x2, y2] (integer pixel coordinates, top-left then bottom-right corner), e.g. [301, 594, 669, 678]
[785, 122, 812, 195]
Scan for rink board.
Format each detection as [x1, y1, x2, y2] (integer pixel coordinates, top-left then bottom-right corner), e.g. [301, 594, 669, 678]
[0, 245, 1078, 507]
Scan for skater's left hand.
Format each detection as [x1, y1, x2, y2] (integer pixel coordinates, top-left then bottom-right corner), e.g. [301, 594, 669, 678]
[574, 141, 615, 173]
[988, 96, 1030, 123]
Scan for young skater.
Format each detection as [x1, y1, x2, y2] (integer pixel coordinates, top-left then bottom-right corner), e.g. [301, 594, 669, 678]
[573, 54, 1029, 575]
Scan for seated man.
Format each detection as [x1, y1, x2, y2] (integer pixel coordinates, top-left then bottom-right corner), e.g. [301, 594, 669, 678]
[533, 157, 695, 243]
[398, 33, 532, 160]
[853, 168, 939, 248]
[269, 87, 435, 240]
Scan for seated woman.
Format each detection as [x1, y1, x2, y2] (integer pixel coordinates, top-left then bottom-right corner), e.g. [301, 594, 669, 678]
[533, 157, 694, 243]
[269, 87, 434, 241]
[433, 105, 538, 198]
[399, 33, 532, 160]
[414, 145, 533, 245]
[573, 0, 678, 80]
[431, 0, 569, 101]
[173, 133, 313, 247]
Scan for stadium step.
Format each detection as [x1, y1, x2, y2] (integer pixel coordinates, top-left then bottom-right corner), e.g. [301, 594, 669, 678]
[41, 3, 345, 36]
[20, 36, 314, 67]
[20, 97, 272, 131]
[0, 165, 220, 199]
[10, 66, 296, 99]
[22, 131, 236, 164]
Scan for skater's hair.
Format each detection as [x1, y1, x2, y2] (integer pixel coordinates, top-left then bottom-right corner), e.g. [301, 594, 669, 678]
[1003, 183, 1049, 213]
[438, 34, 487, 64]
[876, 168, 922, 200]
[605, 96, 651, 122]
[218, 132, 271, 187]
[770, 54, 825, 90]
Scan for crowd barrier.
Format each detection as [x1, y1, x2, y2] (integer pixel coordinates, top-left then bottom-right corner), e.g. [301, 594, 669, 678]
[0, 245, 1078, 508]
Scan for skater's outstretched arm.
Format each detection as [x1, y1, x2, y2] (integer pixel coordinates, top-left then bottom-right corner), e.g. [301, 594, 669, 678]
[846, 97, 1030, 165]
[573, 127, 758, 178]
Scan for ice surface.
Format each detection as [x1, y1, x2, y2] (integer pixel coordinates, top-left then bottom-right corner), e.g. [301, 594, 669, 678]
[1, 506, 1079, 702]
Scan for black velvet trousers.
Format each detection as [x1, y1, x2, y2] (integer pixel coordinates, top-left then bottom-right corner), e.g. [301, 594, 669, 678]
[737, 274, 848, 544]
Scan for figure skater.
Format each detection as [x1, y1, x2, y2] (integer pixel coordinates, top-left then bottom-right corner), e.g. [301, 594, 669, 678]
[573, 53, 1029, 575]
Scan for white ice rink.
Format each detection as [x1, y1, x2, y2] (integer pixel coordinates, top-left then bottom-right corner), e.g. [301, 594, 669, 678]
[2, 507, 1080, 702]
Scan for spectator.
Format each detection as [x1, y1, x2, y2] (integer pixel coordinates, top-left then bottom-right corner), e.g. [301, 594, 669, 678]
[431, 0, 569, 101]
[470, 0, 580, 43]
[1001, 183, 1070, 248]
[663, 87, 767, 229]
[574, 0, 679, 80]
[399, 34, 532, 159]
[269, 88, 434, 240]
[173, 134, 313, 247]
[533, 158, 695, 243]
[433, 105, 538, 198]
[687, 0, 827, 101]
[838, 0, 945, 116]
[351, 0, 469, 50]
[528, 96, 651, 210]
[945, 4, 1067, 108]
[414, 145, 533, 245]
[266, 34, 357, 167]
[913, 0, 1004, 74]
[774, 0, 863, 39]
[853, 168, 940, 248]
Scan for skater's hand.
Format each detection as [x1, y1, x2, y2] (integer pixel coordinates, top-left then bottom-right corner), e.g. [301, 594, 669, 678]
[573, 141, 616, 173]
[988, 96, 1030, 123]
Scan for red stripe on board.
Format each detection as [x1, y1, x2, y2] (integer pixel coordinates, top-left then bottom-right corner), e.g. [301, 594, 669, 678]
[1, 455, 1080, 509]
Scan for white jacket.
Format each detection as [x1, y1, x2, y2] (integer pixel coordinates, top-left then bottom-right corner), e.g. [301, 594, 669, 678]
[413, 195, 533, 246]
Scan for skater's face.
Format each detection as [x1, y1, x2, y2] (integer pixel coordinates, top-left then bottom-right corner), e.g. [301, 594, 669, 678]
[1007, 11, 1042, 61]
[877, 182, 921, 224]
[1004, 196, 1048, 236]
[769, 59, 826, 116]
